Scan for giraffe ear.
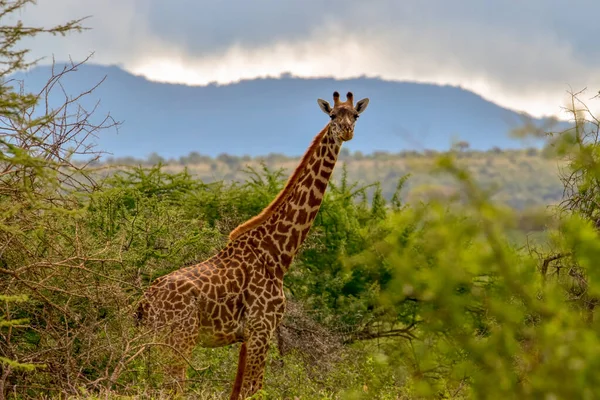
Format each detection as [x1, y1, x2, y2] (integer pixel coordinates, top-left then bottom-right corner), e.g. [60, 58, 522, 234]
[317, 99, 332, 115]
[355, 98, 370, 114]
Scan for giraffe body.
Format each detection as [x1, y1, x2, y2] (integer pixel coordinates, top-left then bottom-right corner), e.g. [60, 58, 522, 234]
[137, 91, 369, 399]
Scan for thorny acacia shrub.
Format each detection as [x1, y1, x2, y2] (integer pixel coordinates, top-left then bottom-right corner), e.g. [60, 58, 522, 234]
[0, 71, 121, 397]
[1, 144, 399, 399]
[0, 156, 287, 397]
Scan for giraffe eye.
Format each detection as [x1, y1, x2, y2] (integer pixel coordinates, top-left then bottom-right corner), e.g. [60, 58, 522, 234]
[330, 114, 335, 120]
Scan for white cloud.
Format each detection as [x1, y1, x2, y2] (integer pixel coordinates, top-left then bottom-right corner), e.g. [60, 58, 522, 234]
[16, 0, 600, 118]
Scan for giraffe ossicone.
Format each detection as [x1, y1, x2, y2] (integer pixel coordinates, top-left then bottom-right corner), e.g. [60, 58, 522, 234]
[136, 91, 369, 399]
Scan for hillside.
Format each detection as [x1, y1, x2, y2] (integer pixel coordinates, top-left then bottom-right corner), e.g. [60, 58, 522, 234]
[10, 63, 557, 159]
[97, 148, 565, 210]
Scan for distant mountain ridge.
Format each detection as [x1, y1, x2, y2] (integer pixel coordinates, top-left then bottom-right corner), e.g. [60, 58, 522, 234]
[10, 64, 554, 159]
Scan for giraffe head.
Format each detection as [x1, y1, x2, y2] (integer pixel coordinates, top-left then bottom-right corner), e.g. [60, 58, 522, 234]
[317, 91, 369, 142]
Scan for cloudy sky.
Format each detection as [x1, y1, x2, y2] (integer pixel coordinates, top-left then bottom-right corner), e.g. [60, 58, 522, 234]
[18, 0, 600, 118]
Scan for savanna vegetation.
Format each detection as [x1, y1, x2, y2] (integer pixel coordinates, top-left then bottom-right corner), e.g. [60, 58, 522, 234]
[100, 145, 565, 211]
[2, 2, 600, 399]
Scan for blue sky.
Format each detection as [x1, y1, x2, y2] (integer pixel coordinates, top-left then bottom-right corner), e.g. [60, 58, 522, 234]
[20, 0, 600, 118]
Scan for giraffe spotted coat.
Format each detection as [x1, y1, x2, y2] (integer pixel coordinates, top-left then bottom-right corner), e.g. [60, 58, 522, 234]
[136, 91, 370, 399]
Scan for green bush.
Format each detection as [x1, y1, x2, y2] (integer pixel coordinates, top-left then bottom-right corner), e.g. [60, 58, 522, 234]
[350, 153, 600, 399]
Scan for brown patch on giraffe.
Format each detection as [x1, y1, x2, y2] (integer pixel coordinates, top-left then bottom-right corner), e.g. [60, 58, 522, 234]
[215, 284, 226, 298]
[276, 221, 290, 234]
[254, 226, 268, 238]
[270, 284, 281, 297]
[279, 253, 291, 266]
[209, 274, 221, 285]
[214, 315, 223, 331]
[311, 160, 321, 175]
[301, 173, 314, 187]
[298, 190, 308, 205]
[286, 228, 300, 253]
[289, 191, 300, 203]
[261, 235, 278, 253]
[299, 226, 311, 242]
[319, 145, 327, 157]
[255, 276, 267, 287]
[229, 124, 330, 241]
[208, 285, 217, 298]
[265, 301, 277, 313]
[320, 168, 333, 180]
[245, 292, 256, 304]
[308, 189, 321, 208]
[296, 209, 308, 225]
[314, 177, 327, 193]
[273, 233, 288, 247]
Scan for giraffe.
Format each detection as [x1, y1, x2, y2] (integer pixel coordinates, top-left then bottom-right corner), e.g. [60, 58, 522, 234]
[135, 91, 370, 399]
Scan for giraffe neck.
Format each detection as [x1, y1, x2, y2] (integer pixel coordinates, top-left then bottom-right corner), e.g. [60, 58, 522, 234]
[229, 124, 341, 273]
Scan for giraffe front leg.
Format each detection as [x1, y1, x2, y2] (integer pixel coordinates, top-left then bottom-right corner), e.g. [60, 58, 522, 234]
[229, 342, 247, 400]
[230, 280, 286, 399]
[233, 332, 272, 399]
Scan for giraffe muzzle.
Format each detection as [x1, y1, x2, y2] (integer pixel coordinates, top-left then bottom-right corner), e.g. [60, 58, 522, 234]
[341, 131, 354, 141]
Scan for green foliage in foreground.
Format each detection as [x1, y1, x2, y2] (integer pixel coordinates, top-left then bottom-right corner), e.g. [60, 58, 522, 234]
[3, 137, 600, 399]
[347, 167, 600, 399]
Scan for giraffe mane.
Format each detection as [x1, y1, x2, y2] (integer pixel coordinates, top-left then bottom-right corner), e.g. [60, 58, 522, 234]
[228, 123, 330, 241]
